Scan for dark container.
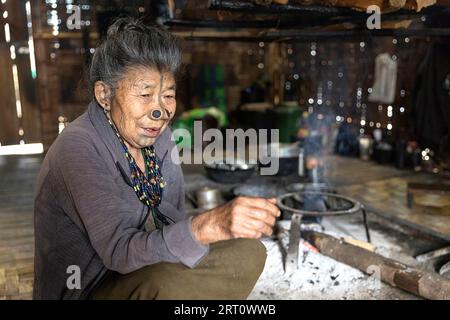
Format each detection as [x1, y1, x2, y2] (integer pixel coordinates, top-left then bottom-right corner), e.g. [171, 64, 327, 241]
[204, 162, 256, 184]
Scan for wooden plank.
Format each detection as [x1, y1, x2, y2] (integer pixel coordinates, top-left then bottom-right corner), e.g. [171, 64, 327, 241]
[16, 53, 41, 144]
[31, 0, 60, 151]
[0, 47, 20, 145]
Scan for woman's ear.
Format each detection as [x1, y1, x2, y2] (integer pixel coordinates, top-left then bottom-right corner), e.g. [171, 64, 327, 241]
[94, 81, 112, 111]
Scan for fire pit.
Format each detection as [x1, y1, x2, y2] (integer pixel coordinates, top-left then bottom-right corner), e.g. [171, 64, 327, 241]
[277, 191, 371, 273]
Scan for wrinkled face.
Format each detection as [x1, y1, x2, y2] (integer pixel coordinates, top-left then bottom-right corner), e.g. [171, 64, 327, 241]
[105, 67, 176, 150]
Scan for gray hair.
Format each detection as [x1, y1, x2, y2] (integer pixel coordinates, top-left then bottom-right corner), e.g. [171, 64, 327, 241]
[89, 17, 182, 97]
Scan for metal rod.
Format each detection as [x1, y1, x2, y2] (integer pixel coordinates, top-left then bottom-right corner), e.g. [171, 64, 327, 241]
[362, 208, 372, 243]
[285, 213, 302, 274]
[265, 28, 450, 39]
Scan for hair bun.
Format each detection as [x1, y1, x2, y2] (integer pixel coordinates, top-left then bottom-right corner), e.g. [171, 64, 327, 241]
[89, 16, 182, 92]
[106, 17, 147, 37]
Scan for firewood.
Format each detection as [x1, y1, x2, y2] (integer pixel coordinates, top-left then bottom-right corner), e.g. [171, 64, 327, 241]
[325, 0, 433, 12]
[252, 0, 273, 5]
[382, 19, 413, 29]
[304, 231, 450, 300]
[404, 0, 437, 11]
[389, 0, 407, 8]
[292, 0, 316, 5]
[316, 0, 339, 5]
[333, 0, 391, 12]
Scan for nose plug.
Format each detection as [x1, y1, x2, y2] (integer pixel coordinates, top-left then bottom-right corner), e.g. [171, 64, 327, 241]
[151, 109, 162, 119]
[150, 107, 171, 121]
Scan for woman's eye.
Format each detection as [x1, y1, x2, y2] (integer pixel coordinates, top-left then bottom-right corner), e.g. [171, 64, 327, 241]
[141, 94, 151, 98]
[165, 95, 175, 100]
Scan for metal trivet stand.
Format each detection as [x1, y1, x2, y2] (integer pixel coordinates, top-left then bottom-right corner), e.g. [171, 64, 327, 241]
[277, 191, 372, 274]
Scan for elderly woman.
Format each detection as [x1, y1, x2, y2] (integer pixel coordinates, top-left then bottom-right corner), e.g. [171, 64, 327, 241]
[33, 18, 279, 300]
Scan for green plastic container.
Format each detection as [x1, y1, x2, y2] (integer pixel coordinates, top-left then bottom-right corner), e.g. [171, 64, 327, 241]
[273, 102, 302, 143]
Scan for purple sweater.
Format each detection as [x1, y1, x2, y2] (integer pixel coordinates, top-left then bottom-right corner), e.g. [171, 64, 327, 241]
[33, 101, 209, 299]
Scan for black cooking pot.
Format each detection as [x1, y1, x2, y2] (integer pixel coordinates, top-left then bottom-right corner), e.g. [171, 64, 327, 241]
[259, 142, 302, 176]
[204, 161, 257, 184]
[374, 142, 394, 164]
[232, 183, 285, 198]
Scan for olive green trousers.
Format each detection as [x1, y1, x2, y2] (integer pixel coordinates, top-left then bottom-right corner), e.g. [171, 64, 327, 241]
[90, 239, 267, 300]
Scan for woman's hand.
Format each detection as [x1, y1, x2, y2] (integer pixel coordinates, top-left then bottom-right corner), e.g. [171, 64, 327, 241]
[191, 196, 281, 245]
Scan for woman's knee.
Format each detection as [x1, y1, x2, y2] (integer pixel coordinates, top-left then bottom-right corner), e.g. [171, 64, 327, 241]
[226, 239, 267, 298]
[128, 263, 185, 299]
[251, 239, 268, 267]
[237, 238, 267, 276]
[210, 238, 267, 282]
[127, 240, 268, 300]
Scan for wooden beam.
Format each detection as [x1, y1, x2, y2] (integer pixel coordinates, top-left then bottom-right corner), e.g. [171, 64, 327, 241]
[209, 0, 357, 15]
[33, 31, 99, 40]
[266, 42, 283, 104]
[31, 0, 60, 151]
[0, 47, 20, 145]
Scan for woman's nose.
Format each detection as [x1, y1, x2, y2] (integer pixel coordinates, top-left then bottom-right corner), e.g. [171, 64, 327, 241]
[149, 107, 171, 121]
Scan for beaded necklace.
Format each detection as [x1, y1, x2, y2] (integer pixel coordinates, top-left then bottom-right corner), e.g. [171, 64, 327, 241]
[103, 108, 170, 229]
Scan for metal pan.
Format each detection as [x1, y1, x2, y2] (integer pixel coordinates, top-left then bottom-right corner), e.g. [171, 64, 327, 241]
[232, 183, 284, 198]
[204, 161, 257, 184]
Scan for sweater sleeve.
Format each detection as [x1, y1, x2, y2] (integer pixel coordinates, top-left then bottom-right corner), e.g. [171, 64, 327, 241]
[53, 133, 209, 274]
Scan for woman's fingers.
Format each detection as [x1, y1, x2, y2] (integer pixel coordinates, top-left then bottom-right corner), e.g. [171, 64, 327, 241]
[244, 207, 277, 227]
[233, 229, 262, 239]
[232, 218, 271, 238]
[230, 207, 275, 237]
[248, 219, 273, 236]
[238, 197, 280, 218]
[224, 196, 282, 240]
